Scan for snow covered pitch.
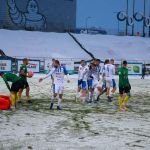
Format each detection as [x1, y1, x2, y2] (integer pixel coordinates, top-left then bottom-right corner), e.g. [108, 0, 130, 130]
[0, 75, 150, 150]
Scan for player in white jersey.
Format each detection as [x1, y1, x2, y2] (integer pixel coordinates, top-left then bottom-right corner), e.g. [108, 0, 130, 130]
[110, 59, 116, 98]
[102, 59, 113, 102]
[39, 60, 70, 110]
[82, 63, 102, 102]
[77, 60, 87, 99]
[94, 59, 103, 101]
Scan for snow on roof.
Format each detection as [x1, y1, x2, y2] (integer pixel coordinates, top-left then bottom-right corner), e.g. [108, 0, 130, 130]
[73, 33, 150, 62]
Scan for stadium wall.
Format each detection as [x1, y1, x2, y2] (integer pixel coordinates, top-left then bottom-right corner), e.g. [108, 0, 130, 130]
[0, 0, 76, 32]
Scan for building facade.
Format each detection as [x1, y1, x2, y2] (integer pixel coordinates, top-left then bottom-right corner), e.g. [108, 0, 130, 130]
[0, 0, 76, 32]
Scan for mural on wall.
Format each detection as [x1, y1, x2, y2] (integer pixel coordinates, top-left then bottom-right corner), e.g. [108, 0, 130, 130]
[7, 0, 47, 30]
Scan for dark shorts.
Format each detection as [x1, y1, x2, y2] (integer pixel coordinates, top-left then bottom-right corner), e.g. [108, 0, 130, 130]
[78, 80, 87, 90]
[119, 86, 130, 95]
[11, 80, 24, 93]
[87, 79, 93, 89]
[22, 80, 29, 89]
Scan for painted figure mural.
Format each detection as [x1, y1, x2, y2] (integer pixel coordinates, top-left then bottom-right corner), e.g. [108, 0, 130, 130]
[7, 0, 47, 30]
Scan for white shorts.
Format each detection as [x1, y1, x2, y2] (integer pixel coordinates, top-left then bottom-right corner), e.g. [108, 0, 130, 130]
[54, 84, 64, 94]
[106, 77, 112, 88]
[93, 80, 102, 89]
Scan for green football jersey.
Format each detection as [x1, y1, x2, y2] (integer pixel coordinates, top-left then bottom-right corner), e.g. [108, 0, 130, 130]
[118, 67, 130, 87]
[19, 64, 28, 81]
[3, 73, 20, 91]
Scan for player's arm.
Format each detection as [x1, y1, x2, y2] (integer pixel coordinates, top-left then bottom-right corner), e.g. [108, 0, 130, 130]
[39, 68, 55, 82]
[3, 79, 11, 91]
[20, 67, 31, 78]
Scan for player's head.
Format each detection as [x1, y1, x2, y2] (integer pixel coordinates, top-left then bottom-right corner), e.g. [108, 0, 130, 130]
[0, 72, 4, 78]
[54, 60, 60, 68]
[80, 60, 86, 66]
[23, 58, 29, 65]
[96, 59, 101, 65]
[52, 58, 55, 62]
[91, 58, 97, 64]
[104, 59, 109, 65]
[122, 60, 127, 67]
[110, 59, 114, 65]
[90, 63, 96, 70]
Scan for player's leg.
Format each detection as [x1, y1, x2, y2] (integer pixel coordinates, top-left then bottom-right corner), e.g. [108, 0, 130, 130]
[15, 80, 24, 103]
[57, 86, 64, 110]
[10, 82, 20, 109]
[76, 80, 82, 99]
[87, 79, 94, 102]
[50, 85, 57, 110]
[122, 86, 131, 108]
[118, 87, 125, 111]
[25, 81, 30, 102]
[81, 81, 88, 102]
[95, 85, 102, 102]
[110, 79, 117, 98]
[100, 80, 107, 96]
[106, 79, 112, 102]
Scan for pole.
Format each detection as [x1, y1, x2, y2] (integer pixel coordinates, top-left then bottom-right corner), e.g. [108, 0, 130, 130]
[149, 0, 150, 37]
[132, 0, 135, 36]
[126, 0, 129, 36]
[143, 0, 146, 37]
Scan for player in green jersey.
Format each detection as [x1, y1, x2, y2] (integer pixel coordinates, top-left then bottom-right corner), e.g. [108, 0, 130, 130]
[118, 60, 131, 111]
[19, 58, 32, 103]
[0, 72, 24, 109]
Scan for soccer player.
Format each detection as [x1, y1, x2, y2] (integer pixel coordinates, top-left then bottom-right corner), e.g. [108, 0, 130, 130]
[102, 59, 113, 102]
[141, 64, 146, 79]
[19, 58, 32, 103]
[39, 60, 70, 110]
[47, 58, 55, 99]
[0, 72, 24, 109]
[118, 60, 131, 111]
[76, 60, 87, 100]
[109, 59, 116, 99]
[83, 63, 102, 102]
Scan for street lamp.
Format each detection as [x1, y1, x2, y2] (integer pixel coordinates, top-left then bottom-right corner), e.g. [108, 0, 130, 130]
[132, 0, 135, 36]
[149, 0, 150, 37]
[85, 16, 92, 33]
[143, 0, 146, 37]
[126, 0, 129, 36]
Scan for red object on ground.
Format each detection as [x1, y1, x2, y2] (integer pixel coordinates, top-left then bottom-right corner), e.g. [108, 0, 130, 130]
[0, 95, 11, 110]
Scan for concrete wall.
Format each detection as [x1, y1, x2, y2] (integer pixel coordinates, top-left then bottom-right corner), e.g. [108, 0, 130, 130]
[0, 0, 76, 32]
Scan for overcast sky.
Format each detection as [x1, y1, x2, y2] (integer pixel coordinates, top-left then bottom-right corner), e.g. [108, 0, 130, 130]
[77, 0, 150, 34]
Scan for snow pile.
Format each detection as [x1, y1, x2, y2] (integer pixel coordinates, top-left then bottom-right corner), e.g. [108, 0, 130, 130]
[0, 29, 150, 62]
[0, 29, 90, 59]
[73, 33, 150, 62]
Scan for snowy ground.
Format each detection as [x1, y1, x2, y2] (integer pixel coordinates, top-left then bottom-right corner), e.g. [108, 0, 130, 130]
[0, 75, 150, 150]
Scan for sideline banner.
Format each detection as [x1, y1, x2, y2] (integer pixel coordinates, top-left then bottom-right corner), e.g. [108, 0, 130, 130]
[0, 58, 12, 72]
[128, 62, 142, 75]
[17, 60, 40, 73]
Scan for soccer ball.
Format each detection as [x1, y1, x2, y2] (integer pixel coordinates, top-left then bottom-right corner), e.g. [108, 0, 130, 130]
[28, 71, 34, 77]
